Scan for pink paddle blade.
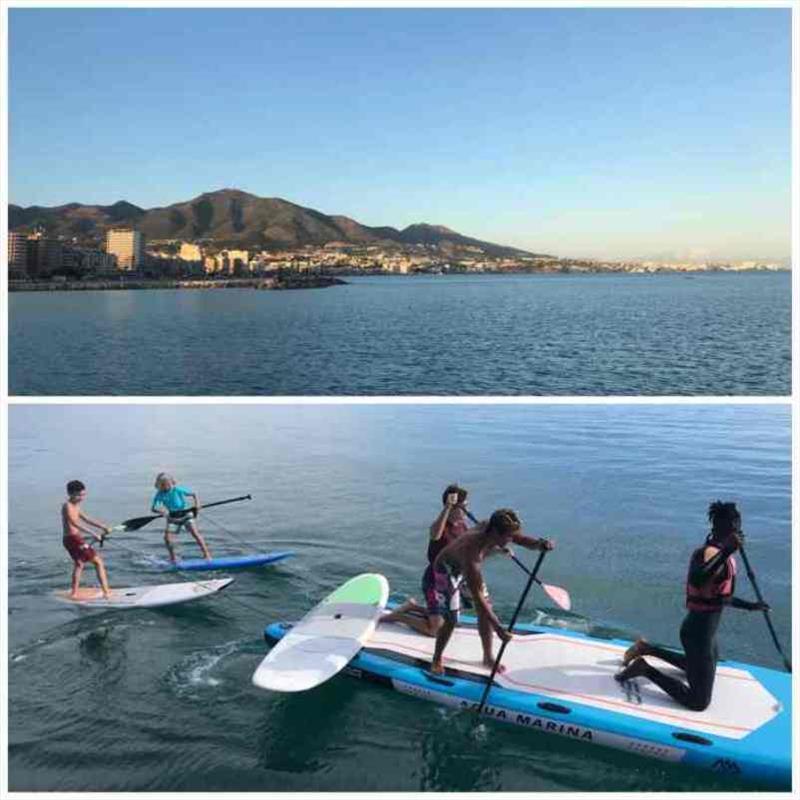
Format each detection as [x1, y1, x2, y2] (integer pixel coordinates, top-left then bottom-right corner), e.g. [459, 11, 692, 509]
[541, 582, 571, 611]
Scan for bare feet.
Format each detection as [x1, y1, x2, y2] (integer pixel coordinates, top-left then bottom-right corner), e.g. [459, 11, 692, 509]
[396, 597, 423, 614]
[615, 656, 649, 683]
[431, 661, 445, 675]
[483, 659, 507, 674]
[622, 638, 649, 665]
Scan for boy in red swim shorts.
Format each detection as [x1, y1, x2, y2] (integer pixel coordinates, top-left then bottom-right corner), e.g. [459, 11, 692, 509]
[61, 480, 112, 599]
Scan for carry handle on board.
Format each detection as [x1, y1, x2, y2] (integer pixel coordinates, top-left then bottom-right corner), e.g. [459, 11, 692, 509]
[104, 494, 253, 544]
[463, 508, 570, 610]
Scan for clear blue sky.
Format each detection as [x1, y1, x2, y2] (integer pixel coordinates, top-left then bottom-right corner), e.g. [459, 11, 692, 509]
[9, 6, 792, 259]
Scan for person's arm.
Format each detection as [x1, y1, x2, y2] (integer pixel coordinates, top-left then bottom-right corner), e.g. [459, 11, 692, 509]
[725, 596, 769, 611]
[189, 490, 200, 512]
[429, 495, 457, 540]
[79, 510, 109, 531]
[151, 492, 166, 515]
[689, 543, 737, 587]
[69, 507, 104, 540]
[510, 532, 554, 551]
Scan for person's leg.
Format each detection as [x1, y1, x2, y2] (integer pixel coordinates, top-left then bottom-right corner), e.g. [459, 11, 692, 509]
[616, 614, 717, 711]
[70, 561, 83, 597]
[91, 555, 111, 598]
[382, 597, 425, 620]
[187, 521, 211, 559]
[624, 639, 688, 672]
[431, 615, 456, 674]
[164, 524, 177, 563]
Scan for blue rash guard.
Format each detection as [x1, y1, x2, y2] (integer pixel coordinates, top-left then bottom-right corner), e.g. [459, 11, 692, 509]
[152, 485, 194, 514]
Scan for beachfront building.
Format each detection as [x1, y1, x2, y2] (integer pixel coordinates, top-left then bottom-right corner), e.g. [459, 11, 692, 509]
[107, 228, 145, 271]
[179, 242, 203, 262]
[8, 232, 29, 279]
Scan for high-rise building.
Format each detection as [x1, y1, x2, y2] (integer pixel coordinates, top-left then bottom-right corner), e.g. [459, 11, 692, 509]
[8, 232, 29, 278]
[28, 233, 63, 278]
[106, 228, 145, 271]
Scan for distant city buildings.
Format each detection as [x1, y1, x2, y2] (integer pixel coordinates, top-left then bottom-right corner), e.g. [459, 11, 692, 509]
[106, 228, 144, 270]
[6, 227, 789, 283]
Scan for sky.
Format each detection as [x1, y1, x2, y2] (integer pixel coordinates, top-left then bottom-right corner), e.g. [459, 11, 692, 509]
[8, 6, 793, 260]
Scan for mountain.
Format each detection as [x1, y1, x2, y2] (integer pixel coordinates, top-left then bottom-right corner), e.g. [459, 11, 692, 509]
[9, 189, 547, 258]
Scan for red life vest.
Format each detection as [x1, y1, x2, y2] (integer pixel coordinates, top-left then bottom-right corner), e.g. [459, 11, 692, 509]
[685, 545, 737, 612]
[427, 516, 469, 564]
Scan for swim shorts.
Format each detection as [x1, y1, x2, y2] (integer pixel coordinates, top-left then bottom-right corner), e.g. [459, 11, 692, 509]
[63, 534, 96, 564]
[422, 564, 461, 619]
[166, 512, 196, 531]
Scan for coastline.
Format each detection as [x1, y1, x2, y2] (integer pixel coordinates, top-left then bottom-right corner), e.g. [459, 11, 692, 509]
[8, 275, 348, 292]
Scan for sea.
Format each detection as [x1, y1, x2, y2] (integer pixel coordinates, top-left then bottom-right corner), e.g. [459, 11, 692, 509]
[8, 272, 791, 396]
[7, 403, 792, 792]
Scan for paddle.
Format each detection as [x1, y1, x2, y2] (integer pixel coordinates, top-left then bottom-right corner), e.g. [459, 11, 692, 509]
[463, 509, 570, 610]
[103, 494, 253, 543]
[739, 542, 791, 673]
[476, 549, 548, 717]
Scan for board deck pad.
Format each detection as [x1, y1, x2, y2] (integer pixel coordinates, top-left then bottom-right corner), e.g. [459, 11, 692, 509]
[252, 573, 389, 692]
[155, 551, 294, 572]
[369, 621, 781, 740]
[54, 578, 234, 608]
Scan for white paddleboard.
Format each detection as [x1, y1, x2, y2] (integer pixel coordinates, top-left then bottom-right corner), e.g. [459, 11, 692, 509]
[252, 573, 389, 692]
[53, 577, 234, 608]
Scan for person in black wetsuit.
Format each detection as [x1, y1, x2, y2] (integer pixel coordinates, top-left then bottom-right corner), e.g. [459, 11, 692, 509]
[614, 501, 768, 711]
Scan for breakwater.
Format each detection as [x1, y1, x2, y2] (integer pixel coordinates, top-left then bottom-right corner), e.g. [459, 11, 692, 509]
[9, 275, 347, 292]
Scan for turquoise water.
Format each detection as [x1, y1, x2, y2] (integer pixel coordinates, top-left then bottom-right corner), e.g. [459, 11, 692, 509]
[9, 272, 791, 395]
[7, 404, 791, 791]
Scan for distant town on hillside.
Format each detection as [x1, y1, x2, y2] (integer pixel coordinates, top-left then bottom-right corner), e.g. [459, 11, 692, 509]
[8, 189, 789, 283]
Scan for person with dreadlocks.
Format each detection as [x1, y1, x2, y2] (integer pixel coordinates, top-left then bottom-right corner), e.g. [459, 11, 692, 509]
[429, 508, 554, 675]
[382, 484, 472, 636]
[614, 501, 769, 711]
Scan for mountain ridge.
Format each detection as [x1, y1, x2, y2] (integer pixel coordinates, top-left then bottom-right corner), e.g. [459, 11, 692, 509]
[9, 189, 550, 258]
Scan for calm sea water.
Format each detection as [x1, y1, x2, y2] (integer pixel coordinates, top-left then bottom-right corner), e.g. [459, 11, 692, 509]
[7, 404, 791, 791]
[8, 272, 791, 395]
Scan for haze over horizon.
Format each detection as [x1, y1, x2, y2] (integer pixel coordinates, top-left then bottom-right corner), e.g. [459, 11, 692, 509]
[9, 7, 792, 261]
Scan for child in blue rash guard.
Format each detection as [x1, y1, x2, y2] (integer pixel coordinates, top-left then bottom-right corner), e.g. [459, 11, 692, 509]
[151, 473, 212, 563]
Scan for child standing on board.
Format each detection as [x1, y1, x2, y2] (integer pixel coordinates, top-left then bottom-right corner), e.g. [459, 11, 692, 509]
[61, 480, 113, 599]
[151, 473, 212, 563]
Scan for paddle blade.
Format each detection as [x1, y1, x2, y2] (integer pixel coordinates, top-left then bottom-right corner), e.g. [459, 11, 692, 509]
[541, 582, 571, 611]
[119, 514, 160, 532]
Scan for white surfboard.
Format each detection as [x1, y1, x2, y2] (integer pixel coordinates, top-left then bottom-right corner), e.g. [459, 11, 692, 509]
[53, 577, 234, 608]
[252, 573, 389, 692]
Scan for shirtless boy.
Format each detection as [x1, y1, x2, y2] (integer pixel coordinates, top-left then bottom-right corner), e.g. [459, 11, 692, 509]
[61, 480, 112, 599]
[430, 508, 554, 675]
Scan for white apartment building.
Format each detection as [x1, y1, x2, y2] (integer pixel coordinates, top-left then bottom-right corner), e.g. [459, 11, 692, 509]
[106, 228, 145, 270]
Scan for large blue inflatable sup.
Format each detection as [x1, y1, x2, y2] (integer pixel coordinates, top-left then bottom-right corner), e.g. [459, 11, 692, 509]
[264, 612, 790, 788]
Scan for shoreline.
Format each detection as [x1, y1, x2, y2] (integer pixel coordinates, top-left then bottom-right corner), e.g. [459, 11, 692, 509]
[8, 275, 348, 292]
[7, 268, 787, 293]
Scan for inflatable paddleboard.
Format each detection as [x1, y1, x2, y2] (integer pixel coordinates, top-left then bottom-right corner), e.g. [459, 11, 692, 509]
[253, 573, 389, 692]
[54, 577, 234, 608]
[263, 611, 791, 788]
[156, 551, 294, 572]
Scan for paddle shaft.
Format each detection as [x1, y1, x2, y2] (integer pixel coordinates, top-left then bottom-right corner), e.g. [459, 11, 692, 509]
[106, 494, 253, 543]
[476, 549, 548, 716]
[739, 543, 791, 673]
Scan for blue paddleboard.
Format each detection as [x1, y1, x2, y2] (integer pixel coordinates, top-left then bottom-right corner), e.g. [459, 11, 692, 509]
[163, 551, 294, 571]
[263, 610, 790, 788]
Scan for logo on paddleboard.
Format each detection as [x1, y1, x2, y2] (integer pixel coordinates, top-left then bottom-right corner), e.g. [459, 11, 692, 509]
[711, 758, 741, 775]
